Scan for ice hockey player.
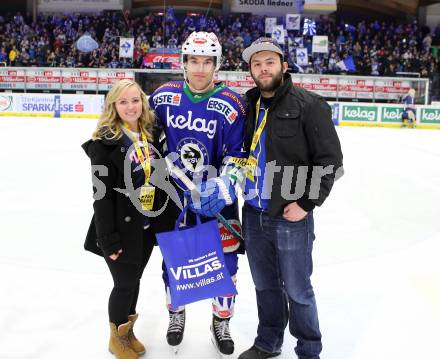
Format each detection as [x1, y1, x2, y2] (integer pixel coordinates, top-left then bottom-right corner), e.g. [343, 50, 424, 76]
[402, 88, 416, 128]
[148, 31, 247, 356]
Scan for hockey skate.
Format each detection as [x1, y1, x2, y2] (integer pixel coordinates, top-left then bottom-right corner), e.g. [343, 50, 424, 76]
[211, 316, 234, 356]
[167, 310, 185, 354]
[401, 118, 408, 128]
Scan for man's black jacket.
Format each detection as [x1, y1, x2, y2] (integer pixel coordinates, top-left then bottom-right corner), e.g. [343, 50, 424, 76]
[244, 73, 344, 218]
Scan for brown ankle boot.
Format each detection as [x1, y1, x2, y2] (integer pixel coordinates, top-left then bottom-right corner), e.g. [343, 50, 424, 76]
[128, 313, 146, 355]
[109, 321, 138, 359]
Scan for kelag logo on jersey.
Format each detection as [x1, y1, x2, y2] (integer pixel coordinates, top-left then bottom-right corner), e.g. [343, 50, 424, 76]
[166, 107, 217, 139]
[207, 98, 238, 124]
[152, 92, 182, 106]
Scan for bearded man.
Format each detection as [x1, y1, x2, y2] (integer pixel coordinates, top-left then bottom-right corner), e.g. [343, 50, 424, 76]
[237, 38, 344, 359]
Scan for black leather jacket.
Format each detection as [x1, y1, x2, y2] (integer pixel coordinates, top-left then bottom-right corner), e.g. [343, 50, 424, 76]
[244, 73, 344, 218]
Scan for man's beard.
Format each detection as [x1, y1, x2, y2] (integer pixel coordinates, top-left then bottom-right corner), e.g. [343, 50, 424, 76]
[251, 69, 284, 93]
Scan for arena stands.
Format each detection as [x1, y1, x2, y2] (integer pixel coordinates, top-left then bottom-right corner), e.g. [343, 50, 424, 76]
[0, 10, 439, 80]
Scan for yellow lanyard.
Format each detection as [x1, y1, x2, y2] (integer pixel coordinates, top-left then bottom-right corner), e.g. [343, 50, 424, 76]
[124, 124, 151, 185]
[245, 98, 268, 182]
[250, 97, 269, 153]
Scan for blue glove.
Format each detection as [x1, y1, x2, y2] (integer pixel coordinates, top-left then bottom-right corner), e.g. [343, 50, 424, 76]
[185, 176, 236, 217]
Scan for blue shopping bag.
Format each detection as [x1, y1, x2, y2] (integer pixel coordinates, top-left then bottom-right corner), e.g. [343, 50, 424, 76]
[156, 207, 237, 308]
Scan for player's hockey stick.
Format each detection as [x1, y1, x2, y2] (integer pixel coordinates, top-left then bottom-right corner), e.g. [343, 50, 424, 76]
[165, 156, 244, 242]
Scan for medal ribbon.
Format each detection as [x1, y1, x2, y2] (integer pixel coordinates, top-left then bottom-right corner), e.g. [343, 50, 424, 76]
[124, 124, 151, 184]
[245, 97, 268, 182]
[250, 97, 268, 153]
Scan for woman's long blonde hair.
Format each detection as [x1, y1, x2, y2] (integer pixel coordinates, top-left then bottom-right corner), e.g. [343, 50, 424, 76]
[92, 79, 155, 141]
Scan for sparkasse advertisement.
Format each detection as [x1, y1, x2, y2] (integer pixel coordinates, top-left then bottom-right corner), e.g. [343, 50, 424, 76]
[0, 93, 104, 118]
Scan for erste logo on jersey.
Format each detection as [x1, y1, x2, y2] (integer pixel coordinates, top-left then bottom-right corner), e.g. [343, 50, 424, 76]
[176, 138, 209, 173]
[152, 92, 182, 106]
[207, 98, 238, 125]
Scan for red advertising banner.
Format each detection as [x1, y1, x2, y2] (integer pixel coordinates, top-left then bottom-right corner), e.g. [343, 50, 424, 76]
[26, 69, 61, 90]
[222, 75, 411, 98]
[0, 67, 422, 101]
[0, 69, 26, 90]
[143, 53, 181, 69]
[62, 69, 98, 91]
[97, 70, 135, 91]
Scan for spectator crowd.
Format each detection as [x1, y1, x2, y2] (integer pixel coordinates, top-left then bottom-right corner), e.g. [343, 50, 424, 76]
[0, 10, 439, 79]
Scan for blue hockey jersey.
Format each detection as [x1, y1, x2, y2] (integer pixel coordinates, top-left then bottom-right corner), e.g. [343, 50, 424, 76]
[402, 94, 415, 109]
[149, 81, 246, 190]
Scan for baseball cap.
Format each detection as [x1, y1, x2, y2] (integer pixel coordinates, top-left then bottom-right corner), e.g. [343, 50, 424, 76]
[242, 37, 284, 64]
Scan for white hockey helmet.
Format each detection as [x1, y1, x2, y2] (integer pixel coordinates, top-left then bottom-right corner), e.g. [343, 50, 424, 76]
[181, 31, 222, 71]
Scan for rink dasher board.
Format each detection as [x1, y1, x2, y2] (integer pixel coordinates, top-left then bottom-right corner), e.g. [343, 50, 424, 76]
[1, 93, 440, 129]
[330, 102, 440, 130]
[0, 112, 100, 119]
[0, 93, 104, 119]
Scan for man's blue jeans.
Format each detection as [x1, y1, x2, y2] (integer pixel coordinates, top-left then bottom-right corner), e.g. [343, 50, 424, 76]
[242, 203, 322, 359]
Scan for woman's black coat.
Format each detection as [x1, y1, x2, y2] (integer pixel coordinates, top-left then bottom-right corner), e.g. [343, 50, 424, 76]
[82, 134, 163, 264]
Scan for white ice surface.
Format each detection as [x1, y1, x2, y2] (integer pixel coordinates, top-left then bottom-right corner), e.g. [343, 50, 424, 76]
[0, 117, 439, 359]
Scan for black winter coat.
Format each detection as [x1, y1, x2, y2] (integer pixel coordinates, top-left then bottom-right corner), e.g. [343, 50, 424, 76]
[244, 73, 344, 218]
[82, 134, 163, 264]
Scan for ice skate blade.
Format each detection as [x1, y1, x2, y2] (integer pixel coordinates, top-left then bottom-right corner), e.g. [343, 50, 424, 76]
[169, 344, 180, 354]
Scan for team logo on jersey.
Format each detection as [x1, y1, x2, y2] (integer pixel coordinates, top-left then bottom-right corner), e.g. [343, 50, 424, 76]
[166, 107, 217, 139]
[152, 92, 182, 106]
[207, 98, 238, 124]
[177, 138, 209, 173]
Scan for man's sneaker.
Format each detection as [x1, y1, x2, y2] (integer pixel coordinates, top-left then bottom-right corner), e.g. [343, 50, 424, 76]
[166, 310, 185, 347]
[211, 316, 234, 355]
[237, 345, 281, 359]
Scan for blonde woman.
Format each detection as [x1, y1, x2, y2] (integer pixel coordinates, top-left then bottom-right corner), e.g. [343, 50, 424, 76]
[82, 79, 158, 359]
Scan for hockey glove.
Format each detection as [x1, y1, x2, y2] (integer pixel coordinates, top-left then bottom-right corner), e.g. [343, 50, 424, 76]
[185, 176, 236, 217]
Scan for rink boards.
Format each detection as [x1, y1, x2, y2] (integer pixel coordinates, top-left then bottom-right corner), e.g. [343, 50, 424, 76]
[0, 93, 104, 119]
[330, 102, 440, 129]
[1, 93, 440, 129]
